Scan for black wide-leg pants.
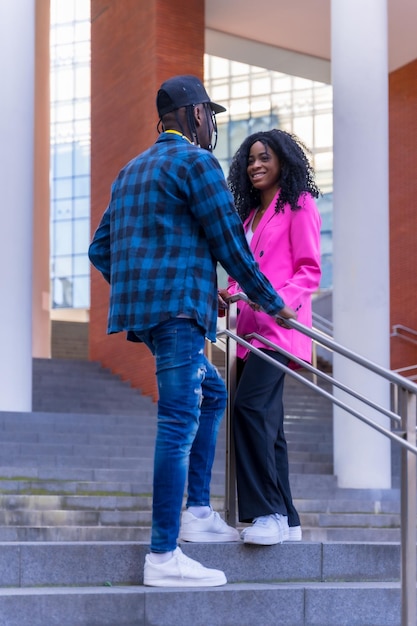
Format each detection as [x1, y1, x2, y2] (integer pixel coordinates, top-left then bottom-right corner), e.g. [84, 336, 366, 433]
[233, 349, 300, 526]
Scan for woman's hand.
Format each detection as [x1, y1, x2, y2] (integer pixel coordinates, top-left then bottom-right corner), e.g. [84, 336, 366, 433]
[275, 304, 297, 328]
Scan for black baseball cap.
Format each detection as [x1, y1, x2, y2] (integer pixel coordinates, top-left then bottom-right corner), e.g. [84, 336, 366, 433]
[156, 74, 226, 117]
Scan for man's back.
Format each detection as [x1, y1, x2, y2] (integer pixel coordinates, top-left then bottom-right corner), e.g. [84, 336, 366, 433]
[93, 131, 233, 338]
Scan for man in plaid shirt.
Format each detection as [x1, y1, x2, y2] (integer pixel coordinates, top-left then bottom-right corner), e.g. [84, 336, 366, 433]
[89, 75, 296, 588]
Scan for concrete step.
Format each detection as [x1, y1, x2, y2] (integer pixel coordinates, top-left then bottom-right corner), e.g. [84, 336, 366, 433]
[0, 470, 336, 494]
[23, 359, 400, 546]
[32, 358, 156, 415]
[0, 506, 401, 533]
[0, 541, 404, 586]
[0, 582, 404, 626]
[305, 527, 404, 542]
[0, 487, 405, 543]
[0, 526, 151, 541]
[2, 359, 408, 625]
[0, 542, 406, 625]
[0, 466, 219, 491]
[0, 524, 406, 544]
[0, 493, 401, 515]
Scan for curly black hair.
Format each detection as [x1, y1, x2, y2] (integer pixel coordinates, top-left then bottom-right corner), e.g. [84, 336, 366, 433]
[227, 129, 321, 221]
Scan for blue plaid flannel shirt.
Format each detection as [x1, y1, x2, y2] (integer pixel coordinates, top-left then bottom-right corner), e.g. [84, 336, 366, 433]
[88, 132, 285, 342]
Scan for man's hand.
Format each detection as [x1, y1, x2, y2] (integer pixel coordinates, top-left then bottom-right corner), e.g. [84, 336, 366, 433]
[275, 304, 297, 329]
[217, 289, 230, 317]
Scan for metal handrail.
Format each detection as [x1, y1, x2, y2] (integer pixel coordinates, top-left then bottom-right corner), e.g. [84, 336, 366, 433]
[217, 292, 417, 626]
[392, 324, 417, 348]
[392, 364, 417, 413]
[312, 310, 334, 335]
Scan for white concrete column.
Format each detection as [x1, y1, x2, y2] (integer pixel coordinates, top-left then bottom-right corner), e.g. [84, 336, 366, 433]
[0, 2, 35, 411]
[331, 0, 391, 488]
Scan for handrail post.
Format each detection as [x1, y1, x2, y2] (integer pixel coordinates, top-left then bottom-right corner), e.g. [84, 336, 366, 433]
[400, 387, 417, 626]
[224, 301, 238, 526]
[312, 341, 318, 385]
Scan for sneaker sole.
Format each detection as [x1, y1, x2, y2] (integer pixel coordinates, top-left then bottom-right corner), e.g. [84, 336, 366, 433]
[179, 532, 240, 543]
[243, 534, 283, 546]
[283, 527, 302, 542]
[144, 574, 227, 587]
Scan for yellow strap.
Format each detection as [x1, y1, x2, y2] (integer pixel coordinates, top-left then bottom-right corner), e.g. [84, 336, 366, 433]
[165, 129, 192, 144]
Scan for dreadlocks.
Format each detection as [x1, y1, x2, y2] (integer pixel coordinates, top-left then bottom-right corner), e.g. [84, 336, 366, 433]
[227, 129, 320, 221]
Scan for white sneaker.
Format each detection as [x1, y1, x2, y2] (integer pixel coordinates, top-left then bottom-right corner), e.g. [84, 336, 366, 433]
[287, 525, 302, 541]
[179, 508, 240, 542]
[281, 516, 302, 541]
[143, 547, 227, 587]
[241, 514, 287, 545]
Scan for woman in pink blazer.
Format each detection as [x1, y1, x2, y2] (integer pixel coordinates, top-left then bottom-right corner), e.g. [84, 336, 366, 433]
[224, 129, 321, 545]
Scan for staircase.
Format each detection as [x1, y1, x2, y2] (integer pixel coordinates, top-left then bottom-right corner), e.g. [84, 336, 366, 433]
[0, 358, 408, 625]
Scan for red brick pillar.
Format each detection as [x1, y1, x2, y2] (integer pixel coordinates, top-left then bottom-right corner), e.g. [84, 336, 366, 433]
[389, 59, 417, 371]
[90, 0, 205, 400]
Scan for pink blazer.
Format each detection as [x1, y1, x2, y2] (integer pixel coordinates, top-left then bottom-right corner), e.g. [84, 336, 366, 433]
[227, 191, 321, 362]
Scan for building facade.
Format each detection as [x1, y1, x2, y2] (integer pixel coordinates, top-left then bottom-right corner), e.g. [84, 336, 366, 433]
[1, 0, 416, 492]
[49, 1, 333, 315]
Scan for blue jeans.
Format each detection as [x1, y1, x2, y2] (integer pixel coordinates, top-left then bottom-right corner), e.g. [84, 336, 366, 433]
[137, 318, 227, 552]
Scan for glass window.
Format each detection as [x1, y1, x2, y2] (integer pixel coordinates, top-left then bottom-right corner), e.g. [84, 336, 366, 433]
[272, 90, 293, 113]
[230, 60, 250, 76]
[228, 98, 251, 118]
[73, 218, 90, 254]
[75, 41, 91, 63]
[54, 42, 74, 64]
[54, 177, 73, 200]
[55, 276, 73, 307]
[206, 55, 229, 78]
[73, 197, 90, 218]
[293, 116, 313, 147]
[231, 78, 249, 99]
[51, 0, 91, 309]
[54, 121, 75, 143]
[53, 144, 73, 178]
[314, 151, 333, 173]
[251, 75, 271, 96]
[72, 276, 89, 308]
[74, 99, 90, 119]
[211, 82, 230, 104]
[75, 65, 90, 98]
[314, 114, 333, 148]
[73, 254, 90, 275]
[214, 122, 229, 162]
[52, 24, 74, 47]
[250, 95, 273, 116]
[74, 146, 90, 176]
[75, 21, 90, 42]
[74, 175, 90, 198]
[314, 84, 333, 111]
[55, 102, 75, 123]
[53, 198, 72, 220]
[52, 4, 74, 24]
[54, 220, 73, 255]
[55, 68, 74, 100]
[74, 119, 90, 139]
[293, 76, 313, 90]
[229, 119, 250, 156]
[53, 255, 73, 276]
[272, 74, 292, 92]
[75, 0, 90, 21]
